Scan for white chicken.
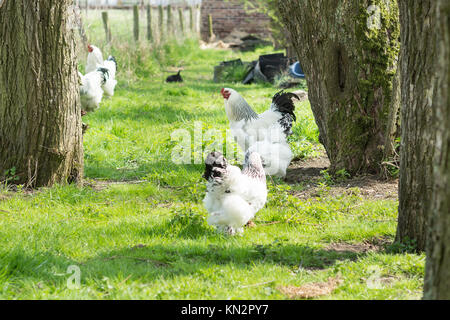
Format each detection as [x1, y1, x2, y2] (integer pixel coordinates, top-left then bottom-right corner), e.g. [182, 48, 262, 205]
[85, 44, 104, 74]
[86, 45, 118, 97]
[203, 151, 267, 235]
[101, 55, 118, 97]
[221, 88, 299, 177]
[79, 67, 109, 113]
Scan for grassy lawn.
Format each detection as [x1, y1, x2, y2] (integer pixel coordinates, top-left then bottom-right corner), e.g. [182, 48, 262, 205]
[0, 10, 424, 300]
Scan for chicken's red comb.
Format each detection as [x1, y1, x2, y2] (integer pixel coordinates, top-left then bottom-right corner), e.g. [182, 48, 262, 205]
[221, 88, 225, 94]
[87, 45, 93, 53]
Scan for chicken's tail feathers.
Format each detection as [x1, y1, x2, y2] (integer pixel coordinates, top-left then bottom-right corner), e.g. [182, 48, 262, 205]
[272, 91, 299, 118]
[96, 67, 110, 85]
[203, 152, 228, 182]
[107, 55, 117, 68]
[271, 90, 299, 135]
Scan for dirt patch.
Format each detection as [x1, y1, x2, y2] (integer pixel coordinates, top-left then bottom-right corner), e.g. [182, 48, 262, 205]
[278, 277, 342, 299]
[84, 179, 148, 192]
[286, 156, 398, 200]
[324, 237, 392, 254]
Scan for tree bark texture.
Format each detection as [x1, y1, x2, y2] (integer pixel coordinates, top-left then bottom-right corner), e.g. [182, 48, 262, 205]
[423, 0, 450, 300]
[278, 0, 400, 175]
[395, 0, 437, 252]
[0, 0, 84, 187]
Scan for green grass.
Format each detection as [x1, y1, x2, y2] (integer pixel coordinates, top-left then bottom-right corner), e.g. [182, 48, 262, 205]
[0, 10, 425, 300]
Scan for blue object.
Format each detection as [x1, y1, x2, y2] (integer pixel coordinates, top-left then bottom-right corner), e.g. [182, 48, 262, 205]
[290, 61, 305, 78]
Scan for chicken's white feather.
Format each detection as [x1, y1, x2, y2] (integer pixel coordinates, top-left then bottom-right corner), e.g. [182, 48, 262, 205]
[223, 88, 297, 177]
[79, 69, 105, 113]
[203, 152, 267, 235]
[86, 45, 104, 74]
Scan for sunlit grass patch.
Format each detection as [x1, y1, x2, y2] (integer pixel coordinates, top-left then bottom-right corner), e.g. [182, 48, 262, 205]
[0, 14, 422, 299]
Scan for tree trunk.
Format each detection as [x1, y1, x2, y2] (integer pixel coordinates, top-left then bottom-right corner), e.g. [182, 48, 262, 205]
[395, 0, 437, 252]
[277, 0, 400, 175]
[0, 0, 83, 188]
[423, 0, 450, 299]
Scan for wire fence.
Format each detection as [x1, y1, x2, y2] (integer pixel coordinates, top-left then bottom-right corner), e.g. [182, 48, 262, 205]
[75, 0, 202, 9]
[75, 1, 202, 47]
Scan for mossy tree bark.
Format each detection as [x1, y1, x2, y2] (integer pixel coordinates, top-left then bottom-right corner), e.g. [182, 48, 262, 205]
[395, 1, 438, 252]
[423, 0, 450, 299]
[0, 0, 83, 187]
[277, 0, 400, 175]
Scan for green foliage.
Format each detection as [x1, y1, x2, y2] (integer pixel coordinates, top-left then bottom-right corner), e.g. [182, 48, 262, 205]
[221, 64, 251, 83]
[319, 168, 351, 186]
[386, 238, 418, 254]
[2, 167, 19, 188]
[0, 12, 424, 299]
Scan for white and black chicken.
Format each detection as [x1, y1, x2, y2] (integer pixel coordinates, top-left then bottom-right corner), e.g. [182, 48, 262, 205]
[86, 44, 118, 97]
[221, 88, 299, 177]
[203, 151, 267, 235]
[79, 67, 110, 113]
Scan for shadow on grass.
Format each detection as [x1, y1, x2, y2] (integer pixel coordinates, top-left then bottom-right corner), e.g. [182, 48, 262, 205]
[82, 242, 368, 281]
[1, 237, 391, 295]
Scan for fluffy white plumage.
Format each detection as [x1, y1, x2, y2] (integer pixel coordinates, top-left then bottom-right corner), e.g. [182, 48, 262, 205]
[102, 56, 118, 97]
[203, 151, 267, 235]
[86, 45, 118, 97]
[86, 45, 104, 74]
[78, 68, 106, 113]
[222, 88, 298, 177]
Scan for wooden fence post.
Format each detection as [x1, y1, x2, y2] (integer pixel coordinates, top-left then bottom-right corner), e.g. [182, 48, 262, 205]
[167, 5, 172, 38]
[133, 5, 139, 42]
[178, 8, 184, 36]
[158, 5, 164, 42]
[102, 11, 111, 43]
[196, 5, 201, 38]
[147, 4, 153, 42]
[208, 14, 215, 42]
[189, 6, 194, 33]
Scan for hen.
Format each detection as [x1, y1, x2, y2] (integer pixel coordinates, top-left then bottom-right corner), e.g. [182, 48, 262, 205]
[79, 67, 109, 113]
[221, 88, 298, 177]
[203, 151, 267, 235]
[166, 70, 183, 83]
[86, 45, 118, 97]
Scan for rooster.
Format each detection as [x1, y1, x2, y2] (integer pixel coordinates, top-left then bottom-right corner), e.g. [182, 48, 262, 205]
[221, 88, 298, 177]
[86, 44, 104, 74]
[86, 45, 117, 97]
[203, 151, 267, 235]
[79, 67, 109, 113]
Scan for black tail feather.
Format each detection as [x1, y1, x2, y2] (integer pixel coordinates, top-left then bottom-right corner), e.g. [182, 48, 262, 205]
[272, 90, 299, 136]
[272, 90, 298, 122]
[107, 55, 117, 65]
[96, 67, 110, 85]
